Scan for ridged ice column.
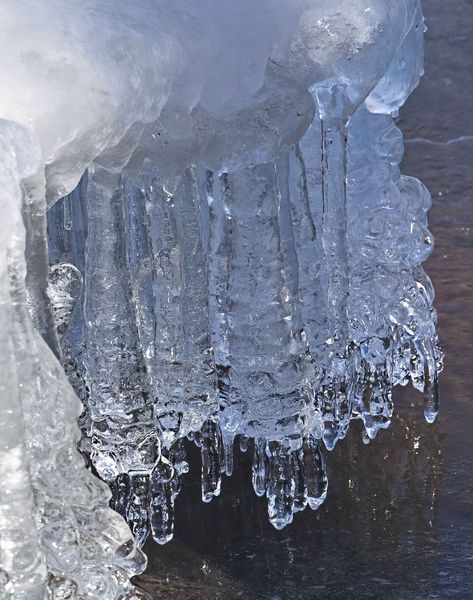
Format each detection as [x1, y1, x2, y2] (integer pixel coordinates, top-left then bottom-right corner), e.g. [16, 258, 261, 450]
[204, 162, 325, 527]
[83, 165, 158, 481]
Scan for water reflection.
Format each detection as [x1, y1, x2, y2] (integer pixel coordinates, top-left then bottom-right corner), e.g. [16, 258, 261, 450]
[138, 400, 442, 599]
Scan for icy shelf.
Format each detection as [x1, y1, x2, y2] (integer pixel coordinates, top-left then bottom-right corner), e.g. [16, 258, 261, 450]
[0, 0, 441, 596]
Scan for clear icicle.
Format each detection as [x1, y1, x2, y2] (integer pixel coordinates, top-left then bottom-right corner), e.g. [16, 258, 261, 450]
[239, 435, 249, 453]
[22, 175, 62, 360]
[252, 438, 268, 498]
[292, 448, 308, 513]
[149, 456, 175, 545]
[206, 162, 315, 445]
[420, 339, 440, 424]
[200, 419, 223, 503]
[221, 433, 235, 477]
[303, 439, 328, 511]
[266, 442, 295, 530]
[315, 85, 350, 352]
[126, 474, 151, 548]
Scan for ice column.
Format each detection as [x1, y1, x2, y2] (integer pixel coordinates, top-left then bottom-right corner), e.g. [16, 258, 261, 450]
[205, 163, 323, 527]
[47, 164, 219, 544]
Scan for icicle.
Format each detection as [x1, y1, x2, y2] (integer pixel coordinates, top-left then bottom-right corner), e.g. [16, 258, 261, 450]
[303, 439, 328, 511]
[47, 262, 82, 338]
[63, 194, 73, 231]
[169, 440, 189, 477]
[126, 474, 151, 548]
[200, 419, 223, 503]
[239, 435, 249, 453]
[221, 433, 235, 477]
[252, 438, 268, 498]
[83, 164, 158, 482]
[419, 339, 440, 424]
[110, 474, 131, 521]
[137, 166, 217, 449]
[285, 129, 327, 354]
[149, 457, 175, 545]
[320, 376, 353, 451]
[314, 86, 350, 353]
[207, 161, 313, 450]
[360, 346, 394, 440]
[292, 448, 308, 513]
[266, 442, 295, 530]
[362, 377, 394, 441]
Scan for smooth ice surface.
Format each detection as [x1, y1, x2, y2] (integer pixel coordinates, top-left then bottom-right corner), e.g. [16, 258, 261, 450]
[0, 1, 441, 595]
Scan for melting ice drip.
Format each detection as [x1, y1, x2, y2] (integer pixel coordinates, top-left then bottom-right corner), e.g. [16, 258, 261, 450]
[0, 1, 442, 597]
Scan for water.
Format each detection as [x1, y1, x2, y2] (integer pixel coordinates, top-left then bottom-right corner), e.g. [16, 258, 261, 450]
[137, 1, 473, 597]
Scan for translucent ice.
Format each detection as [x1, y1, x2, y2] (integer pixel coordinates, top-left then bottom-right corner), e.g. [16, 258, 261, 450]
[0, 124, 146, 599]
[0, 1, 441, 594]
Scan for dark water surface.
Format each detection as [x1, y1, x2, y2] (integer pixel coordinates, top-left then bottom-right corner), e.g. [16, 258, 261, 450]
[138, 2, 473, 597]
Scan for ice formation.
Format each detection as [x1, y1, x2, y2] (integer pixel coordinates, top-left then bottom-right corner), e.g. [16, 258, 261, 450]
[1, 0, 442, 595]
[0, 125, 147, 598]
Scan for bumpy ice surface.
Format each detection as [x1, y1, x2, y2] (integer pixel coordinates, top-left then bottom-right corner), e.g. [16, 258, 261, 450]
[0, 1, 441, 596]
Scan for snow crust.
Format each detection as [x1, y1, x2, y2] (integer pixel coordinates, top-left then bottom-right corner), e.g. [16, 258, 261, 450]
[0, 0, 416, 199]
